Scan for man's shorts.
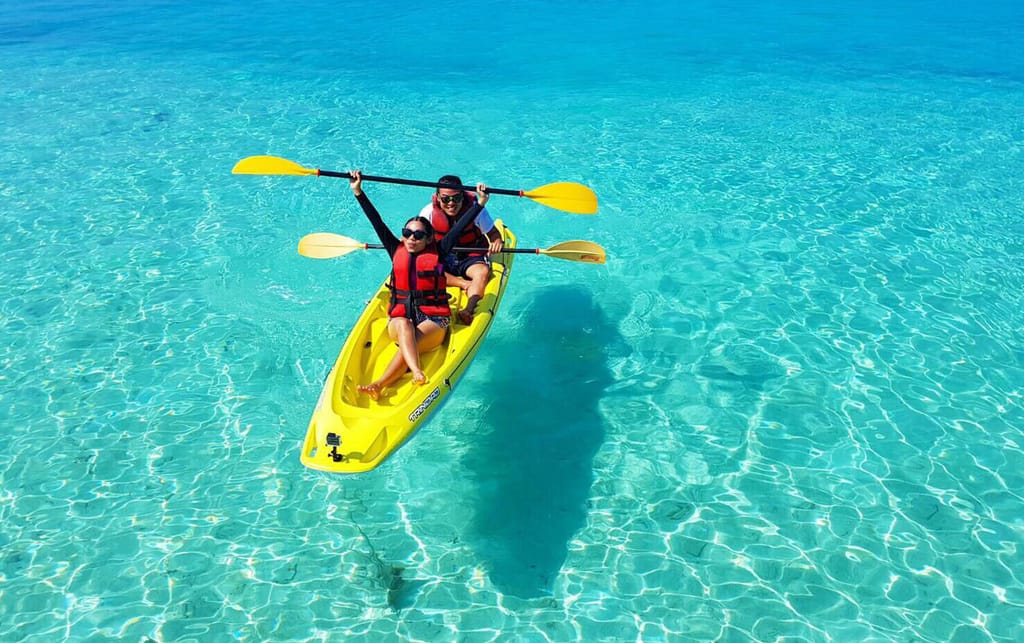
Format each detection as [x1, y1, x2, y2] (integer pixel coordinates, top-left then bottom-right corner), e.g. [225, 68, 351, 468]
[443, 253, 490, 279]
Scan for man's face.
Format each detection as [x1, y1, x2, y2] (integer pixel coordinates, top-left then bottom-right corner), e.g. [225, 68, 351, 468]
[437, 189, 463, 216]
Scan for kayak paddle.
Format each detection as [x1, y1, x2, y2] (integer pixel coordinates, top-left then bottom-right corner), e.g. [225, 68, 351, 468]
[297, 232, 607, 264]
[233, 155, 598, 215]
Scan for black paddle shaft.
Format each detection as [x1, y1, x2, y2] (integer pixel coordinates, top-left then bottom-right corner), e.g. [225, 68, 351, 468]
[316, 169, 522, 197]
[365, 243, 539, 255]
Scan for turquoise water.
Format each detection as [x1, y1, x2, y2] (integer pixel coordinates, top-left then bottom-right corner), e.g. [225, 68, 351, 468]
[2, 0, 1024, 640]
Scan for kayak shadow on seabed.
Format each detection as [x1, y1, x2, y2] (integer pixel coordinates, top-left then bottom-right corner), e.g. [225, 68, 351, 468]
[460, 285, 622, 599]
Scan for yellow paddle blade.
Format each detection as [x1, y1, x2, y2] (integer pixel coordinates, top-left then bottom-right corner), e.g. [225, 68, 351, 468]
[522, 182, 599, 214]
[297, 233, 365, 259]
[540, 240, 607, 264]
[233, 155, 319, 177]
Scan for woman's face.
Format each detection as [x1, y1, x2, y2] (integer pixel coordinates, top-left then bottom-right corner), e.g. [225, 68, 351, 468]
[401, 222, 430, 252]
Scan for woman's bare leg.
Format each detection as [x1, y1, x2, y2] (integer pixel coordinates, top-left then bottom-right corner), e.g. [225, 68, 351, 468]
[358, 318, 447, 397]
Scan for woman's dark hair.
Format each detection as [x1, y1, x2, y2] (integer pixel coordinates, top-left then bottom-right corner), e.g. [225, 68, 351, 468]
[436, 175, 462, 192]
[404, 216, 434, 239]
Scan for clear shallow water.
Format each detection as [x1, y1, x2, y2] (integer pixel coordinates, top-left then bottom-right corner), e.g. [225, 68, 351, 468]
[2, 0, 1023, 640]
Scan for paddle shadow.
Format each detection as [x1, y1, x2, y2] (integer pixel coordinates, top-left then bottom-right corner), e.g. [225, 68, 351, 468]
[461, 286, 620, 598]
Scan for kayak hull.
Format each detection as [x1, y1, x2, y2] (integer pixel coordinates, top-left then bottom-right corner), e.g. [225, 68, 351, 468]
[300, 221, 516, 473]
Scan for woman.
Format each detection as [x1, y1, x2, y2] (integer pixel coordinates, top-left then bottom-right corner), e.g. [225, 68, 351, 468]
[349, 170, 490, 400]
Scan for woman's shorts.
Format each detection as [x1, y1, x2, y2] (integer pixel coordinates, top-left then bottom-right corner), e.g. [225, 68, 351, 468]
[413, 309, 450, 330]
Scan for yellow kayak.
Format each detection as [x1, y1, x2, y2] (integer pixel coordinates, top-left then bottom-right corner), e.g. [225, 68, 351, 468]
[300, 221, 516, 473]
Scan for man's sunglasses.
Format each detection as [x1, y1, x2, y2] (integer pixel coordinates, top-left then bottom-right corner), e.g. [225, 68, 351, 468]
[402, 228, 429, 241]
[438, 193, 463, 205]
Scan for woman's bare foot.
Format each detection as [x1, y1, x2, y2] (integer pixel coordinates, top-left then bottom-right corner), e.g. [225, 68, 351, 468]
[411, 370, 428, 385]
[357, 382, 383, 401]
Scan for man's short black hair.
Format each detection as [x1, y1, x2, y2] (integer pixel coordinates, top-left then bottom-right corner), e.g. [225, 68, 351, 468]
[437, 175, 462, 192]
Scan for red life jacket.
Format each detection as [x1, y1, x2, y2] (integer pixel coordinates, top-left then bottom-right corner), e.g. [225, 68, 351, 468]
[389, 246, 450, 319]
[430, 192, 488, 254]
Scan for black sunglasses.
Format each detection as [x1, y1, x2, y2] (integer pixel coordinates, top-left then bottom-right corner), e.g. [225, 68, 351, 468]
[402, 228, 429, 241]
[438, 193, 463, 205]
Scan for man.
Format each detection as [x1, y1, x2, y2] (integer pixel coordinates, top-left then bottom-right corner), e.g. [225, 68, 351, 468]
[419, 175, 503, 324]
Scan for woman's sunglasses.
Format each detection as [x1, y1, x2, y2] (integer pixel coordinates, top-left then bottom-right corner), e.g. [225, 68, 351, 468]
[438, 193, 463, 205]
[402, 228, 429, 241]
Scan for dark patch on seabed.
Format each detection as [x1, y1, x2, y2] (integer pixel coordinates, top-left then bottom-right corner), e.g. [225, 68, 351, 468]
[462, 286, 623, 598]
[386, 564, 428, 612]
